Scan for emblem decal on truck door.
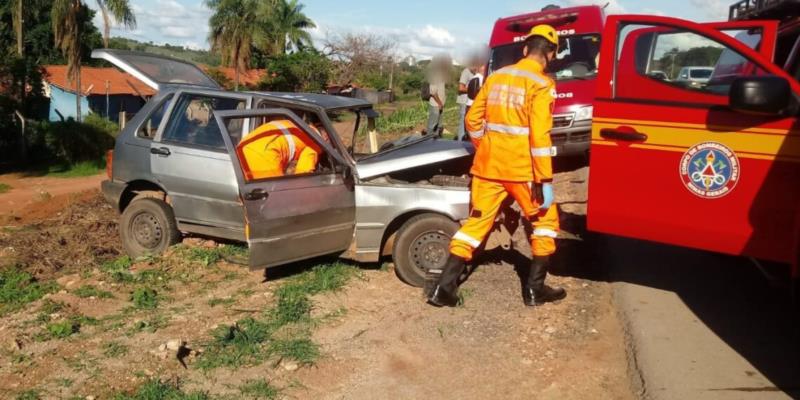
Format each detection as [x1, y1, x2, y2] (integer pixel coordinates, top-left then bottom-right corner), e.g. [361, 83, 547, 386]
[680, 142, 740, 199]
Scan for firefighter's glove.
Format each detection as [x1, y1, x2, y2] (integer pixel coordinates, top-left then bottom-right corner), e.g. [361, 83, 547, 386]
[535, 183, 554, 211]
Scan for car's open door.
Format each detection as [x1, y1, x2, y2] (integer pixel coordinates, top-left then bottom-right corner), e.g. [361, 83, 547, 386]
[588, 14, 800, 261]
[92, 49, 221, 91]
[214, 108, 357, 269]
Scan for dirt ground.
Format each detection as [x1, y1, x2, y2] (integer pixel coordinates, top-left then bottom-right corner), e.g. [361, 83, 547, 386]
[0, 173, 105, 226]
[0, 163, 634, 399]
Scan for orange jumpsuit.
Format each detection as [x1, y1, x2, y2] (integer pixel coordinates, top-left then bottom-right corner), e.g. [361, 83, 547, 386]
[236, 119, 321, 180]
[451, 58, 559, 260]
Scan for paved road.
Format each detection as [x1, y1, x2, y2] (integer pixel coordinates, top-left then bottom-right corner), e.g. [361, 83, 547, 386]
[597, 235, 799, 400]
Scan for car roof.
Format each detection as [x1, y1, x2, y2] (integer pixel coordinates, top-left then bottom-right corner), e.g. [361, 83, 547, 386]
[249, 91, 373, 111]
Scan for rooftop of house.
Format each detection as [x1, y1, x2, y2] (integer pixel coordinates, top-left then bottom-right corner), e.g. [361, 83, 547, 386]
[43, 65, 157, 97]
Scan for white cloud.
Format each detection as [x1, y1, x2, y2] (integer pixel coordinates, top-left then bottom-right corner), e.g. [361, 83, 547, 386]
[417, 25, 456, 48]
[316, 23, 468, 61]
[689, 0, 730, 20]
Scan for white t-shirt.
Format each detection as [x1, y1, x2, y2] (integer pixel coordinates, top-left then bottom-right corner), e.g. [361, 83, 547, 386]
[428, 74, 447, 108]
[457, 68, 474, 105]
[466, 73, 484, 107]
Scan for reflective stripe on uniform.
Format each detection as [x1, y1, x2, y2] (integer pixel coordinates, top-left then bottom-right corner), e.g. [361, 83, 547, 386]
[496, 67, 549, 86]
[531, 147, 557, 157]
[273, 121, 296, 160]
[468, 128, 485, 139]
[453, 231, 482, 248]
[486, 122, 529, 135]
[533, 228, 558, 238]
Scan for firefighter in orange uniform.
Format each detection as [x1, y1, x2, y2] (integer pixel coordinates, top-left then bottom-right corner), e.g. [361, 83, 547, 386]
[237, 119, 321, 180]
[427, 25, 566, 307]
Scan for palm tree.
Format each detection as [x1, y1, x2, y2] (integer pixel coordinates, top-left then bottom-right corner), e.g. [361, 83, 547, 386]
[95, 0, 137, 48]
[269, 0, 315, 54]
[11, 0, 23, 56]
[52, 0, 85, 121]
[206, 0, 263, 90]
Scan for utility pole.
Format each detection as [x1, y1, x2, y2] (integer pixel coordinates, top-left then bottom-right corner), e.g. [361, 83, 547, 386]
[388, 56, 394, 92]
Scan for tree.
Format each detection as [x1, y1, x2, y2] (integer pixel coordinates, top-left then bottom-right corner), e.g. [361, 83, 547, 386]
[258, 49, 330, 92]
[95, 0, 136, 48]
[52, 0, 88, 121]
[206, 0, 264, 90]
[267, 0, 315, 54]
[323, 31, 395, 86]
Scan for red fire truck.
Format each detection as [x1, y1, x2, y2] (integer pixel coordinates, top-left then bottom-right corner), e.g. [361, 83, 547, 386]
[488, 5, 605, 157]
[587, 0, 800, 295]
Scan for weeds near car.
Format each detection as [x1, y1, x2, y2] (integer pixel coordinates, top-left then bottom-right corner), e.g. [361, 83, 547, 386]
[239, 379, 281, 399]
[207, 297, 236, 307]
[46, 160, 105, 178]
[0, 183, 11, 194]
[47, 320, 80, 338]
[14, 390, 40, 400]
[196, 262, 358, 370]
[112, 379, 211, 400]
[131, 287, 159, 309]
[103, 341, 129, 357]
[73, 285, 114, 299]
[178, 244, 248, 267]
[0, 267, 58, 315]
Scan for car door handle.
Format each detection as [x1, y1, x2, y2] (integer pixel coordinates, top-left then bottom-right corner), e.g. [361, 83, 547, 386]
[150, 147, 171, 156]
[244, 189, 269, 201]
[600, 128, 648, 142]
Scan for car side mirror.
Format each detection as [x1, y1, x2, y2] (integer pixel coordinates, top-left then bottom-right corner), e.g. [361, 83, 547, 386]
[467, 77, 482, 100]
[729, 76, 792, 116]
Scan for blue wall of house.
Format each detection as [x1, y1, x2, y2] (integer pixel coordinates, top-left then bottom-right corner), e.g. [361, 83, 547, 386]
[49, 86, 147, 123]
[49, 85, 89, 122]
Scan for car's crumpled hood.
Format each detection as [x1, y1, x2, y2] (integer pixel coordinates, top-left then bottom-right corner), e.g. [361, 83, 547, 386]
[355, 136, 474, 180]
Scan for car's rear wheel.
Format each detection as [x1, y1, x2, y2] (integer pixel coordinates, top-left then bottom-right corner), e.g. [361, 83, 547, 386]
[120, 197, 181, 258]
[392, 213, 459, 287]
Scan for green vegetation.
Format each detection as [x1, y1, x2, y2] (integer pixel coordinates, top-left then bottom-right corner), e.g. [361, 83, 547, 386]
[0, 268, 58, 315]
[102, 341, 129, 357]
[46, 320, 80, 338]
[0, 183, 10, 194]
[112, 379, 211, 400]
[178, 245, 248, 267]
[14, 390, 41, 400]
[131, 287, 159, 309]
[207, 297, 236, 307]
[239, 380, 281, 400]
[259, 50, 331, 92]
[72, 285, 114, 299]
[197, 262, 357, 370]
[375, 101, 428, 133]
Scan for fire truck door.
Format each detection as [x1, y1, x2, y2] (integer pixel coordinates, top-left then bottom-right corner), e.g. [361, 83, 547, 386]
[588, 15, 800, 262]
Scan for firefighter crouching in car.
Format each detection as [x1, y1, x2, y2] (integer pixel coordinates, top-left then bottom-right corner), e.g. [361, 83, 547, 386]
[237, 119, 322, 180]
[427, 25, 566, 308]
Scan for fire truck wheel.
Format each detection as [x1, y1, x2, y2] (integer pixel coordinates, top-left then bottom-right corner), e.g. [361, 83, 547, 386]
[120, 197, 181, 258]
[393, 213, 460, 287]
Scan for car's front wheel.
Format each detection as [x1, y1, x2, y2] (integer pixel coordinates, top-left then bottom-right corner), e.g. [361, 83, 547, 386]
[392, 213, 459, 287]
[120, 197, 181, 258]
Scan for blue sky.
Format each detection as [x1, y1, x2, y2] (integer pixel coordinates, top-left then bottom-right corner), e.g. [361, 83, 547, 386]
[88, 0, 732, 61]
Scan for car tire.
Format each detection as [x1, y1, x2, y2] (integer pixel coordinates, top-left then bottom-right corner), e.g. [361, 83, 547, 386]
[392, 213, 459, 287]
[120, 197, 181, 258]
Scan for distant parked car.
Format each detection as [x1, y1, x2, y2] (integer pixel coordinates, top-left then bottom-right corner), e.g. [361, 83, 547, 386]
[675, 66, 714, 87]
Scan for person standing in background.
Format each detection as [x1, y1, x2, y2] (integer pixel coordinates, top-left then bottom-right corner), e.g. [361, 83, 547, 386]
[456, 58, 478, 140]
[426, 54, 449, 136]
[463, 63, 487, 140]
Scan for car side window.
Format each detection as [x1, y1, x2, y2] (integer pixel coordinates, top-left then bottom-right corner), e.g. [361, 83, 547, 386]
[617, 24, 767, 103]
[137, 94, 173, 139]
[161, 93, 245, 150]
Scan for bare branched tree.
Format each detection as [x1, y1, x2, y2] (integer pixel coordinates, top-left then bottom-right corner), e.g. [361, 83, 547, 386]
[322, 31, 396, 85]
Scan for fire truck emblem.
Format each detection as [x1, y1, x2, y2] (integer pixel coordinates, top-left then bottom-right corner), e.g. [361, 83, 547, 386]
[680, 142, 740, 199]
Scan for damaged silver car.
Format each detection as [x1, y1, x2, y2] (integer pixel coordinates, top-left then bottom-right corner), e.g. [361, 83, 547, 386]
[97, 49, 474, 287]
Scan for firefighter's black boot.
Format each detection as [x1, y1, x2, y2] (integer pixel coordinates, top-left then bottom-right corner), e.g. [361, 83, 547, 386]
[523, 256, 566, 306]
[427, 255, 467, 307]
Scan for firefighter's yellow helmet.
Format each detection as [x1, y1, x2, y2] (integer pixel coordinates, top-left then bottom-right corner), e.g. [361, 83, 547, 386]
[526, 24, 559, 51]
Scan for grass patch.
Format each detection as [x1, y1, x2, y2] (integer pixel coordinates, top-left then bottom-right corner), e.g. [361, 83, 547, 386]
[128, 314, 170, 335]
[457, 287, 475, 307]
[207, 297, 236, 307]
[178, 244, 249, 267]
[112, 379, 211, 400]
[101, 256, 135, 283]
[46, 159, 105, 178]
[239, 380, 280, 400]
[72, 285, 114, 299]
[196, 262, 358, 370]
[15, 390, 41, 400]
[103, 341, 129, 357]
[0, 268, 58, 315]
[47, 320, 80, 338]
[0, 183, 11, 194]
[131, 287, 159, 309]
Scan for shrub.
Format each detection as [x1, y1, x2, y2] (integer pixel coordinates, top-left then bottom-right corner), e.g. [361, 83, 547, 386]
[26, 114, 117, 165]
[131, 287, 159, 309]
[259, 50, 331, 92]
